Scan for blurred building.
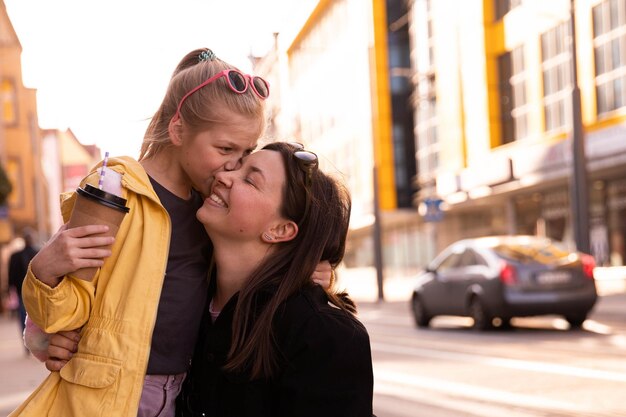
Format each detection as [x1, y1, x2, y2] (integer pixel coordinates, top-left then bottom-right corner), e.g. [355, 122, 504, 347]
[0, 0, 46, 241]
[0, 0, 46, 312]
[40, 128, 101, 233]
[408, 0, 626, 267]
[254, 0, 424, 279]
[0, 1, 100, 307]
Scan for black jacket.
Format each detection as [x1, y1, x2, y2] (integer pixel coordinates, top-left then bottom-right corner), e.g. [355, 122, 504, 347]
[177, 284, 374, 417]
[8, 245, 38, 295]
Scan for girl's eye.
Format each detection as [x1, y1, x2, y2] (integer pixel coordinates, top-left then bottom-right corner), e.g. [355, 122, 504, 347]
[220, 147, 233, 153]
[244, 178, 255, 186]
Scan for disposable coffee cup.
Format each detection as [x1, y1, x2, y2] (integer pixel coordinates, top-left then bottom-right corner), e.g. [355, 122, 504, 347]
[67, 184, 130, 281]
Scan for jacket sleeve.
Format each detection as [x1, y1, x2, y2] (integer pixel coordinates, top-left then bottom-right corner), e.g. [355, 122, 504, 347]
[276, 311, 374, 417]
[21, 172, 101, 334]
[22, 262, 95, 333]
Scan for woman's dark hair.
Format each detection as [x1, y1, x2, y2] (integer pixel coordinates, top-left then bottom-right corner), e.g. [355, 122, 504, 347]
[224, 141, 355, 379]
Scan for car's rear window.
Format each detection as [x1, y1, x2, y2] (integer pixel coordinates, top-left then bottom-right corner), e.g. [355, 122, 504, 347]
[490, 240, 570, 263]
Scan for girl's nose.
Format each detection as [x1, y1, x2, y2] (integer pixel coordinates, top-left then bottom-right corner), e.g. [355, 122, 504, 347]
[224, 156, 244, 172]
[214, 170, 234, 187]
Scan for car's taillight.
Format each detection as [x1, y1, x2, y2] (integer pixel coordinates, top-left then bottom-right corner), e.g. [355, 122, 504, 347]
[581, 254, 595, 279]
[499, 261, 517, 285]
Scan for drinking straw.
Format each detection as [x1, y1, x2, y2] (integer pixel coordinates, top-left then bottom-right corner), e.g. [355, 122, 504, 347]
[98, 151, 110, 190]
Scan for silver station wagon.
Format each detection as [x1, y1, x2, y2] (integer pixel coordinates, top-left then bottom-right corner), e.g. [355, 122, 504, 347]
[410, 235, 598, 330]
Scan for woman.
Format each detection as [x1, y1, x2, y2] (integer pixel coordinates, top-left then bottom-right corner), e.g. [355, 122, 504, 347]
[177, 142, 374, 416]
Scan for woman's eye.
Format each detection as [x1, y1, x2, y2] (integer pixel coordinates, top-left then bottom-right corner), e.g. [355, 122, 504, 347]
[244, 178, 255, 186]
[220, 147, 233, 153]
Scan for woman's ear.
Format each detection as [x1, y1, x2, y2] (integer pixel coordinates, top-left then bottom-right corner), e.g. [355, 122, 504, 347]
[265, 220, 298, 243]
[168, 117, 183, 146]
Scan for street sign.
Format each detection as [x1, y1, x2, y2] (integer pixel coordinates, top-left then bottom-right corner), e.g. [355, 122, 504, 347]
[419, 198, 444, 222]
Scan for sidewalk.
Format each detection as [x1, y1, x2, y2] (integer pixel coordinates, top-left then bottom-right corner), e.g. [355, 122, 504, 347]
[0, 314, 48, 417]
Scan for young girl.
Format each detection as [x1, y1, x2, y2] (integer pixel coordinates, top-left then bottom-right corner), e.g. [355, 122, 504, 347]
[12, 49, 329, 417]
[177, 142, 374, 417]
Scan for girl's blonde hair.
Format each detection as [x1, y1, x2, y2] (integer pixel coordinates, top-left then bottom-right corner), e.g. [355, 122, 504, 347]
[139, 48, 267, 160]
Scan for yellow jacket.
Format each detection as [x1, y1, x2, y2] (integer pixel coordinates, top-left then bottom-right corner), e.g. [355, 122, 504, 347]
[12, 156, 171, 417]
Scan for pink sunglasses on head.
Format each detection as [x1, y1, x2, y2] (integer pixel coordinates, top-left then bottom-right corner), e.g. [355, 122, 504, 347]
[173, 69, 270, 122]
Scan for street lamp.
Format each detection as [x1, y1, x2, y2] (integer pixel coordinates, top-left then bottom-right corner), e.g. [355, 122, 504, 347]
[568, 0, 591, 255]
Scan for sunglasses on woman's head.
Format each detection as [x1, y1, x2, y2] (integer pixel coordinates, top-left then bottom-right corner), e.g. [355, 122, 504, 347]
[173, 69, 270, 122]
[288, 142, 319, 225]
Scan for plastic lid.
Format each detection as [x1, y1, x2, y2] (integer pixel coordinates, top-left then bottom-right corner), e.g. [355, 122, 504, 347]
[77, 184, 130, 213]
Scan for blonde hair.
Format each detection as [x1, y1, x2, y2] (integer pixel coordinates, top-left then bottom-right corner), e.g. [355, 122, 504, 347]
[139, 48, 267, 160]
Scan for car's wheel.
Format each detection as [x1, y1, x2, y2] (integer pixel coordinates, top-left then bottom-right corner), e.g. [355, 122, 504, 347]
[411, 295, 432, 328]
[565, 313, 587, 329]
[469, 297, 492, 330]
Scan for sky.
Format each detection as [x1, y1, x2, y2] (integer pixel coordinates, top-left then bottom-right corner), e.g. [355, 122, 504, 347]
[4, 0, 315, 158]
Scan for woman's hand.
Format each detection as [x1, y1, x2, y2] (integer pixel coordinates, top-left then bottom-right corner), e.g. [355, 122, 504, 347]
[30, 224, 114, 287]
[312, 260, 334, 289]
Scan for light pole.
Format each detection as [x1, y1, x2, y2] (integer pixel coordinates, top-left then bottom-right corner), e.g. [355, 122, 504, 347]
[568, 0, 590, 254]
[372, 166, 385, 301]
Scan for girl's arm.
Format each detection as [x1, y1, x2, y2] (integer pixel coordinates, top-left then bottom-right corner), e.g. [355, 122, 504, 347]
[22, 224, 113, 333]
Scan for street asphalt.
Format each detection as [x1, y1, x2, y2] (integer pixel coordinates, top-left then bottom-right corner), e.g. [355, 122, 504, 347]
[0, 289, 624, 417]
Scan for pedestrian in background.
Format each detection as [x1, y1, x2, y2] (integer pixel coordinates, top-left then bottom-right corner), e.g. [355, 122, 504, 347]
[8, 227, 39, 338]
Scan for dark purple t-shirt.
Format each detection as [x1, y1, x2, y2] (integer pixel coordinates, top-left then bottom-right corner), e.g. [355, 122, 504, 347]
[147, 177, 212, 375]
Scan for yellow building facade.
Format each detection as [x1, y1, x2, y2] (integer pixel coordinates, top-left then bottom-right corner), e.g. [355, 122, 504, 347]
[413, 0, 626, 267]
[281, 0, 425, 278]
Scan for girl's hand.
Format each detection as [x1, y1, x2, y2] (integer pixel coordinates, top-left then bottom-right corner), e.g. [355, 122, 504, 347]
[312, 260, 334, 289]
[30, 224, 114, 287]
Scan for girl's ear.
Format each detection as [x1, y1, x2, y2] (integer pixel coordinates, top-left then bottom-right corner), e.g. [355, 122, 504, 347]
[265, 220, 298, 243]
[168, 117, 183, 146]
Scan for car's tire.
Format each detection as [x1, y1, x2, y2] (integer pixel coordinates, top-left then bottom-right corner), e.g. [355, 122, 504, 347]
[565, 313, 587, 329]
[411, 295, 432, 328]
[469, 297, 492, 330]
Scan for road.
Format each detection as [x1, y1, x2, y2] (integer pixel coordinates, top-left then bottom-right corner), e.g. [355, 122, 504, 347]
[360, 293, 626, 417]
[0, 293, 625, 416]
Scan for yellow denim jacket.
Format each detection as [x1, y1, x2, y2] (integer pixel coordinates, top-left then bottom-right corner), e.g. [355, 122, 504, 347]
[12, 156, 171, 417]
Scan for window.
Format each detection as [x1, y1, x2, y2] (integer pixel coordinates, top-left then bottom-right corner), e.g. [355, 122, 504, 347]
[437, 253, 462, 271]
[593, 0, 626, 115]
[458, 249, 478, 267]
[413, 0, 439, 180]
[495, 0, 522, 21]
[1, 78, 17, 126]
[498, 46, 529, 143]
[416, 73, 438, 179]
[541, 22, 572, 132]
